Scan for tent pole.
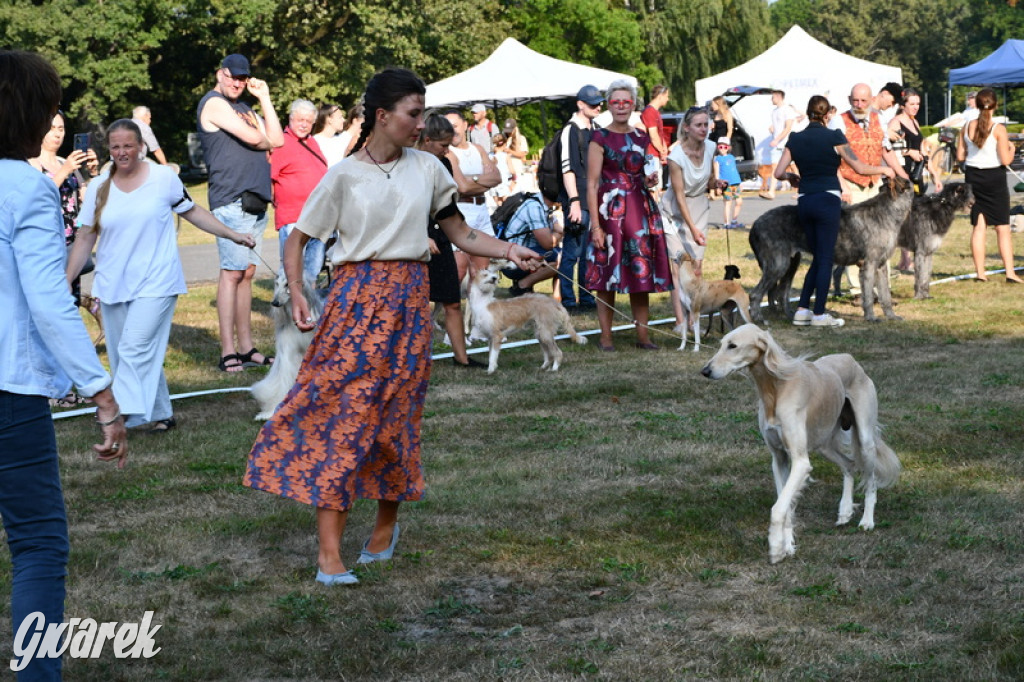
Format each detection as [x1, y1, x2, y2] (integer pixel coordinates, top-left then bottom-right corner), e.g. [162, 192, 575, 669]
[540, 100, 548, 140]
[946, 79, 951, 120]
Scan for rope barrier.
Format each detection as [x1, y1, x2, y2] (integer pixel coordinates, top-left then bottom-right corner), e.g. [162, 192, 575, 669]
[52, 254, 1011, 422]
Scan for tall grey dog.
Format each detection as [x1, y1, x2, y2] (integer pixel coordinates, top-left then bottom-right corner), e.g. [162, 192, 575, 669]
[898, 182, 974, 299]
[749, 176, 913, 322]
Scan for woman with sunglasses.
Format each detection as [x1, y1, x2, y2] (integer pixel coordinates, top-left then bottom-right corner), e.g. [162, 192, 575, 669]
[585, 79, 671, 351]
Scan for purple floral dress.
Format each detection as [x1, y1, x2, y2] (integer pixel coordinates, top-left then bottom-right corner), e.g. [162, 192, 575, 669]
[585, 129, 672, 294]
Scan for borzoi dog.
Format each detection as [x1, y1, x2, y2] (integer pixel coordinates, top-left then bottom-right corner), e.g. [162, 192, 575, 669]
[675, 253, 754, 352]
[701, 325, 901, 564]
[251, 271, 323, 420]
[468, 268, 587, 374]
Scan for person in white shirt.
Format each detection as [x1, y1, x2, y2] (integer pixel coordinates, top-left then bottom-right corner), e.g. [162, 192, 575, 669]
[68, 119, 254, 431]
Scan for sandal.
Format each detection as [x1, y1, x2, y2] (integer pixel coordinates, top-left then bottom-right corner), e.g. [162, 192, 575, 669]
[239, 347, 274, 367]
[149, 417, 177, 433]
[218, 354, 244, 373]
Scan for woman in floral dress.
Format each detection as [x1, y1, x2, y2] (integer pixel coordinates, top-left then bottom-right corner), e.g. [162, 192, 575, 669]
[585, 79, 672, 351]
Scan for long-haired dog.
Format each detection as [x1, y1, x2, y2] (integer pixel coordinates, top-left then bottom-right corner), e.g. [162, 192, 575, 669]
[251, 271, 323, 420]
[898, 182, 974, 299]
[748, 176, 913, 322]
[675, 252, 754, 352]
[468, 268, 587, 374]
[701, 325, 901, 564]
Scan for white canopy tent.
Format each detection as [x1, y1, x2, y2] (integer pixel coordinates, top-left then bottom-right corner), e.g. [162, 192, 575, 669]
[695, 26, 902, 162]
[426, 38, 636, 109]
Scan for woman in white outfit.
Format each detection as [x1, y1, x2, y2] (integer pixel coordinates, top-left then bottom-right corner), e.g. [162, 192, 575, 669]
[661, 106, 723, 329]
[443, 110, 500, 282]
[67, 119, 255, 431]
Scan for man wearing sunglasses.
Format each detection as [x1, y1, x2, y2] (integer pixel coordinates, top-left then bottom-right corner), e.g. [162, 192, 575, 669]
[198, 53, 285, 373]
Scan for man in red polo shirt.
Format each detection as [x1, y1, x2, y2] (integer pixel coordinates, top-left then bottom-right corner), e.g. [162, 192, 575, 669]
[641, 85, 670, 197]
[271, 99, 328, 285]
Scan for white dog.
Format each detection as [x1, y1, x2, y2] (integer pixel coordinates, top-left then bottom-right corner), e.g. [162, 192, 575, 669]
[675, 253, 754, 352]
[701, 324, 901, 563]
[467, 268, 587, 374]
[251, 271, 323, 420]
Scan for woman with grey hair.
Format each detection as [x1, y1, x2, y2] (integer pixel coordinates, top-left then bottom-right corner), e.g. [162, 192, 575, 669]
[584, 79, 671, 351]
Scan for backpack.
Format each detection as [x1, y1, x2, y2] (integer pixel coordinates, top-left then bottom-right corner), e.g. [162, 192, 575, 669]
[536, 123, 586, 202]
[490, 192, 544, 240]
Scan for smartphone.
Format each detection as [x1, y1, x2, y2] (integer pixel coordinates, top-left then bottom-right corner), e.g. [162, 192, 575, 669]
[73, 133, 91, 154]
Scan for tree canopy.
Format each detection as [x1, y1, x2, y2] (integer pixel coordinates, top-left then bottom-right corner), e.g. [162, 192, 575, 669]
[3, 0, 1021, 157]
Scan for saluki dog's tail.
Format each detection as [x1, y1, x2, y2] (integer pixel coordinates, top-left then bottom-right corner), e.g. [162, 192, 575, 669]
[871, 433, 902, 489]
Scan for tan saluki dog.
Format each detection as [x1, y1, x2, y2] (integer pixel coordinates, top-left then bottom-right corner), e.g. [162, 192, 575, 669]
[701, 325, 901, 563]
[676, 252, 754, 352]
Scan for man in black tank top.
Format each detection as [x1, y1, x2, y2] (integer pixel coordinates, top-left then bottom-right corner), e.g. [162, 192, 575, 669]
[197, 54, 284, 373]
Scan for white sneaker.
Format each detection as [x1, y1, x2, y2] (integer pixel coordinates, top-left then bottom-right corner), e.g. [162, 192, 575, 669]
[811, 314, 845, 327]
[792, 309, 813, 326]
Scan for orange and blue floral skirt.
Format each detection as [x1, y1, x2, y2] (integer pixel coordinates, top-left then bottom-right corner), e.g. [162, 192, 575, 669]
[244, 261, 432, 511]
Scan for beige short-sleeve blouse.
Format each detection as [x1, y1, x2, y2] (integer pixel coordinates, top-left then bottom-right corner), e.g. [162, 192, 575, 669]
[296, 148, 457, 263]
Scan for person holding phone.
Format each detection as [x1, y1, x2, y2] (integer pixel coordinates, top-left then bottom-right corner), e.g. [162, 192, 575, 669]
[67, 119, 256, 433]
[584, 78, 671, 352]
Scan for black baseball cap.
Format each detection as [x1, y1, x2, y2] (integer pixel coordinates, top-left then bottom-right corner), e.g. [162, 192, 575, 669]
[221, 54, 251, 78]
[576, 85, 604, 106]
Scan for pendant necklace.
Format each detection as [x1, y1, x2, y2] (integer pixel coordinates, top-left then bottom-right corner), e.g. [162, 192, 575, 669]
[364, 147, 401, 179]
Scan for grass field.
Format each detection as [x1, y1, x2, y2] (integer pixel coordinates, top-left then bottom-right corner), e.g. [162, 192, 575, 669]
[5, 192, 1024, 680]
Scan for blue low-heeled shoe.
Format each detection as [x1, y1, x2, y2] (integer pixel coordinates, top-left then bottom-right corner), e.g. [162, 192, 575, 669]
[315, 569, 359, 586]
[356, 523, 400, 565]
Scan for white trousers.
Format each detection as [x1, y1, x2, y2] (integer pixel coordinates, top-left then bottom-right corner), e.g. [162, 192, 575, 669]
[101, 296, 177, 427]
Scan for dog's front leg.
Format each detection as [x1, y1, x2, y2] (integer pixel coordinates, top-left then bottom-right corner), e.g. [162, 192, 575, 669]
[913, 250, 932, 299]
[692, 313, 701, 353]
[874, 262, 903, 321]
[487, 335, 502, 374]
[769, 448, 811, 564]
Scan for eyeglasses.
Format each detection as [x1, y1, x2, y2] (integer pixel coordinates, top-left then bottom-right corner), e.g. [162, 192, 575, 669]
[717, 144, 730, 149]
[608, 99, 634, 107]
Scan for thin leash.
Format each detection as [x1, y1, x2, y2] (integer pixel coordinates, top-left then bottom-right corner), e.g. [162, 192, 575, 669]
[537, 259, 688, 345]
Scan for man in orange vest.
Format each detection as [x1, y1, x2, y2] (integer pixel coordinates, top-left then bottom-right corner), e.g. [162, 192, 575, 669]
[837, 83, 909, 294]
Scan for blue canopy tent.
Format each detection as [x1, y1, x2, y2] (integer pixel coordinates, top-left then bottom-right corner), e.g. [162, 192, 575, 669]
[947, 40, 1024, 117]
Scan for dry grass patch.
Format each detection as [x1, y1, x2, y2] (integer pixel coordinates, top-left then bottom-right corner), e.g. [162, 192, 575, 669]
[5, 206, 1024, 679]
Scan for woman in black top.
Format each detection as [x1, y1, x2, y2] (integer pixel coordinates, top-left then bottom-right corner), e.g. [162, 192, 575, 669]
[775, 95, 895, 328]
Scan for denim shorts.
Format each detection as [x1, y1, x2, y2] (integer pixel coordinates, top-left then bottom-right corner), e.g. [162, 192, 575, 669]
[213, 199, 266, 271]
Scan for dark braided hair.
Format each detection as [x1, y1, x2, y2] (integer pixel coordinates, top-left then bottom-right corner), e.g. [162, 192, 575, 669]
[348, 68, 427, 156]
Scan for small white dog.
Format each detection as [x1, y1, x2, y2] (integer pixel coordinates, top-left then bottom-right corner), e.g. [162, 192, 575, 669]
[251, 271, 323, 420]
[701, 325, 901, 564]
[675, 253, 754, 352]
[467, 267, 587, 374]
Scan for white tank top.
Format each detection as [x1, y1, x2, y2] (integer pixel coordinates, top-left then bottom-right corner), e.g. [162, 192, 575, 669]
[965, 124, 1002, 170]
[449, 143, 483, 175]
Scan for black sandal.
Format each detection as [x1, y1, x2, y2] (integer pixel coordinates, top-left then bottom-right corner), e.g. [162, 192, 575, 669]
[218, 354, 244, 372]
[149, 417, 177, 433]
[239, 347, 274, 367]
